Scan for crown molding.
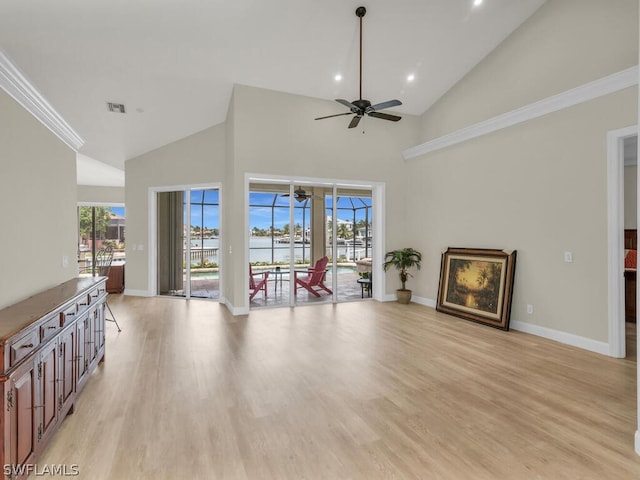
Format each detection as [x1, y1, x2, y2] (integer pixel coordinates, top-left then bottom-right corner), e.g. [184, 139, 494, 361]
[403, 66, 639, 161]
[0, 50, 84, 151]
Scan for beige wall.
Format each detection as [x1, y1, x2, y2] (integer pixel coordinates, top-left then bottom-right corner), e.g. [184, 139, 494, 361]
[124, 83, 420, 307]
[77, 185, 125, 205]
[421, 0, 638, 141]
[228, 85, 421, 307]
[625, 165, 638, 229]
[125, 124, 226, 293]
[409, 0, 638, 343]
[0, 90, 77, 309]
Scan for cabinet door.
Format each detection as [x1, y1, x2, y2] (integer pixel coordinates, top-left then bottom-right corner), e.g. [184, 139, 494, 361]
[58, 325, 75, 417]
[6, 360, 36, 476]
[36, 341, 58, 449]
[93, 302, 105, 363]
[75, 314, 90, 392]
[86, 307, 97, 366]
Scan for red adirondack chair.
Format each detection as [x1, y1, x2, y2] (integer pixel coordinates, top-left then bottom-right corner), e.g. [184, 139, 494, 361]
[294, 256, 332, 297]
[249, 265, 269, 300]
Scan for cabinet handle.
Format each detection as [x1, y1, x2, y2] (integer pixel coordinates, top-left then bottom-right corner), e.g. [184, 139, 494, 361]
[20, 343, 34, 348]
[66, 312, 75, 316]
[47, 326, 57, 330]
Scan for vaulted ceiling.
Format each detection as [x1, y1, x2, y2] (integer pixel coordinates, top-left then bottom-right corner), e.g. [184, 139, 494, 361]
[0, 0, 546, 185]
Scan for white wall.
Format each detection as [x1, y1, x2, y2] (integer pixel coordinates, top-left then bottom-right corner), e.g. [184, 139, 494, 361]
[0, 89, 77, 309]
[407, 0, 638, 343]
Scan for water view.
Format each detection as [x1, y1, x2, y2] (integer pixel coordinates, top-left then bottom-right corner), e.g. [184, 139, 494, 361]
[189, 237, 370, 266]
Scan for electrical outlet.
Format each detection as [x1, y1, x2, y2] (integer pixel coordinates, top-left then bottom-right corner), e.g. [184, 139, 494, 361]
[527, 304, 534, 315]
[564, 251, 573, 263]
[62, 255, 69, 268]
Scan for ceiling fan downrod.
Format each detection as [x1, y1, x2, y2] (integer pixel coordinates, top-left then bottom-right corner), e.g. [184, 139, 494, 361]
[356, 6, 366, 101]
[313, 5, 402, 129]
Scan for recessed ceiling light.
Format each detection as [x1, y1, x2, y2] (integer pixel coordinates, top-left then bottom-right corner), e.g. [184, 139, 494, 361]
[473, 0, 483, 6]
[407, 74, 415, 82]
[334, 74, 342, 82]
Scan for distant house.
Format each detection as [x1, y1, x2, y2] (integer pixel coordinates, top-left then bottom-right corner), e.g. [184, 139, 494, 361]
[107, 213, 125, 245]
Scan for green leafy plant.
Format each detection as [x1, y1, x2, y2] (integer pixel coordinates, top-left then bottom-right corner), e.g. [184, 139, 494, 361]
[383, 247, 422, 291]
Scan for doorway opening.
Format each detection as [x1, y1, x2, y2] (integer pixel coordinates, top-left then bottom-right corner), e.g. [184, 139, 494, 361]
[607, 126, 637, 358]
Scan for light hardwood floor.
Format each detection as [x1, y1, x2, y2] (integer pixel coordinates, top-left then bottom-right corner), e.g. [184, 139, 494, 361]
[39, 296, 640, 479]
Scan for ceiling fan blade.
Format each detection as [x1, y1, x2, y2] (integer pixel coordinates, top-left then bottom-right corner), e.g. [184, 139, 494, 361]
[336, 99, 359, 111]
[348, 115, 363, 129]
[368, 111, 401, 122]
[315, 112, 354, 120]
[368, 99, 402, 111]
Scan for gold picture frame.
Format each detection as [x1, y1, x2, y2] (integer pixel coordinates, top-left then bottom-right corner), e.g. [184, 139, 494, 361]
[436, 248, 517, 330]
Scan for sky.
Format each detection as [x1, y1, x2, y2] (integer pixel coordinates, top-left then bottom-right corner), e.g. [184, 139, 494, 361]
[248, 193, 371, 230]
[108, 191, 371, 230]
[112, 206, 125, 217]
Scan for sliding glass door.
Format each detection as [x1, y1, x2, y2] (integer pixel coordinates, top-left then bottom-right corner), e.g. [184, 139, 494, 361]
[248, 180, 373, 308]
[157, 187, 219, 300]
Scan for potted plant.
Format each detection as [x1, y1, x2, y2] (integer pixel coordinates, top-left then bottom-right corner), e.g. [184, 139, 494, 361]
[383, 247, 422, 304]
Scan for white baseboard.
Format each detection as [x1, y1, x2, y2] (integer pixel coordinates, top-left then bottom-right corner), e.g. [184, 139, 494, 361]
[400, 299, 611, 356]
[509, 320, 610, 356]
[223, 298, 249, 316]
[635, 430, 640, 456]
[123, 289, 151, 297]
[412, 296, 437, 308]
[380, 294, 436, 307]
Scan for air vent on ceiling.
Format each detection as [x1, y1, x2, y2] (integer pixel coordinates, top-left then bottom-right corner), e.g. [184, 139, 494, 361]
[107, 102, 126, 114]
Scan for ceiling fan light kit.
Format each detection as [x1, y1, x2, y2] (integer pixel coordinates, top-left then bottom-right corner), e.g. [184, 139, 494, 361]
[315, 6, 402, 129]
[282, 188, 312, 202]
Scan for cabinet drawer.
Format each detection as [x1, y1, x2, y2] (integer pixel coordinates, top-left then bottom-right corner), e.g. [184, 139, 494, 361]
[77, 293, 90, 313]
[39, 315, 60, 343]
[88, 288, 99, 305]
[10, 331, 39, 366]
[60, 304, 78, 328]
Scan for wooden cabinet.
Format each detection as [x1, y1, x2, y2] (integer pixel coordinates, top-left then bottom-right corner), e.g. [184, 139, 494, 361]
[625, 270, 636, 321]
[0, 278, 107, 479]
[106, 263, 125, 293]
[58, 326, 75, 418]
[5, 359, 37, 478]
[37, 340, 58, 447]
[75, 311, 90, 392]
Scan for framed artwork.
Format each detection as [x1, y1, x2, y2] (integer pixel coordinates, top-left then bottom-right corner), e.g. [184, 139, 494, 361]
[436, 248, 517, 330]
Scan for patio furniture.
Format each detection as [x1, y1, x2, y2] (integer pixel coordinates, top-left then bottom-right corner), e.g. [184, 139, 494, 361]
[81, 246, 122, 332]
[357, 273, 372, 298]
[294, 256, 332, 297]
[270, 267, 289, 293]
[250, 265, 269, 300]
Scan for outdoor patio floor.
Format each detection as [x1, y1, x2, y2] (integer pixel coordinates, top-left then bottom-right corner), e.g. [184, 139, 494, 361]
[186, 270, 371, 307]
